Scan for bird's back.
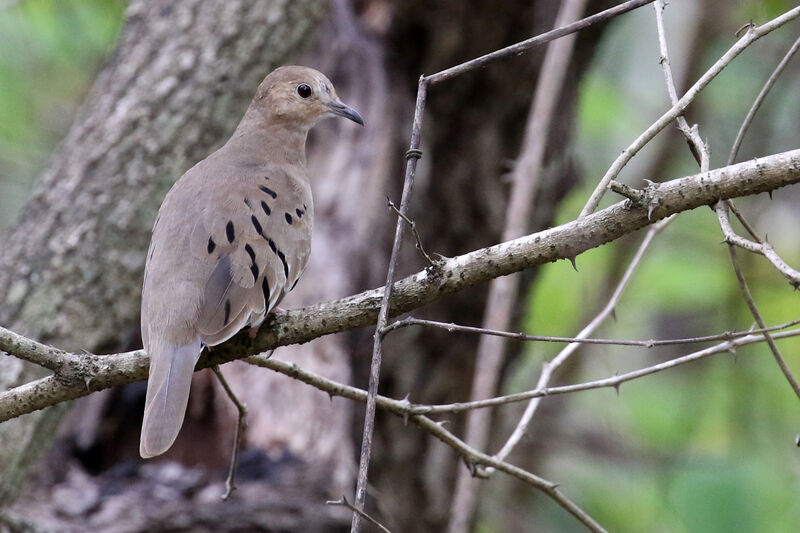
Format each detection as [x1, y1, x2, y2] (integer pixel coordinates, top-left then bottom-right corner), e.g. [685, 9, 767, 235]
[140, 142, 313, 457]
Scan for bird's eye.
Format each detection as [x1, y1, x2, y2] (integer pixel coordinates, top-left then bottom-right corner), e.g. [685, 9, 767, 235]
[296, 83, 312, 99]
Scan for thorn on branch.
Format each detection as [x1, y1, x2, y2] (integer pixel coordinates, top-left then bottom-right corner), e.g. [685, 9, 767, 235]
[386, 198, 439, 267]
[608, 180, 646, 207]
[569, 257, 578, 272]
[735, 20, 755, 38]
[326, 496, 392, 533]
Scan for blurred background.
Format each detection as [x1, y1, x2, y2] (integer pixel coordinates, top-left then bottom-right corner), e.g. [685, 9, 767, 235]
[1, 0, 799, 532]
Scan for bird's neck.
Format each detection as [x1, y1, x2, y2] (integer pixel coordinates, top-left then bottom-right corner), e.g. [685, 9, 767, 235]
[226, 109, 310, 171]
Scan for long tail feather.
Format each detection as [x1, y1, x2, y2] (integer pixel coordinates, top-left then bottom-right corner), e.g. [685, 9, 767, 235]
[140, 339, 203, 458]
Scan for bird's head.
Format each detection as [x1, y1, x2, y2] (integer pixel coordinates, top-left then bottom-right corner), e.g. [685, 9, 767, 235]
[255, 65, 364, 130]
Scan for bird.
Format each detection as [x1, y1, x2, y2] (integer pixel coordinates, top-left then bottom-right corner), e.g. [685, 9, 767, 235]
[139, 66, 363, 459]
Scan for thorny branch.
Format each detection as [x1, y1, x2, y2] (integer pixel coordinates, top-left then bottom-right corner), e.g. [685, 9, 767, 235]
[383, 316, 800, 348]
[386, 199, 438, 266]
[354, 2, 659, 531]
[449, 1, 588, 528]
[581, 5, 800, 217]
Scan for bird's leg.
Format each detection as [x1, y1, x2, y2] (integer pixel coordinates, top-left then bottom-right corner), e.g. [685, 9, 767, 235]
[212, 365, 248, 501]
[247, 308, 286, 338]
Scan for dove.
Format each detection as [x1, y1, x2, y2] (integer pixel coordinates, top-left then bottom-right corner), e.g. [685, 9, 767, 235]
[139, 66, 363, 458]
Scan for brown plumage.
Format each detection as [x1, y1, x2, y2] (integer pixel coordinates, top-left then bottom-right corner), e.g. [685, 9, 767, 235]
[140, 66, 363, 458]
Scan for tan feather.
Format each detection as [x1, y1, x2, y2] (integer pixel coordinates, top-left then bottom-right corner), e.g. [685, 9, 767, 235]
[139, 66, 362, 458]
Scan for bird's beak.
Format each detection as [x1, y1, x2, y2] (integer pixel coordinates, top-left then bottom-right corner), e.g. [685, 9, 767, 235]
[327, 100, 364, 126]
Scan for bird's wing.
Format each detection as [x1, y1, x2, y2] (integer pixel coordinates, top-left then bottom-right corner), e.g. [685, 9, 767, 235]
[140, 155, 313, 457]
[187, 160, 313, 345]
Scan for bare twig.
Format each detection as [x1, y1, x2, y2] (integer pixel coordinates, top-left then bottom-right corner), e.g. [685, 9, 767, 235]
[723, 231, 800, 401]
[653, 0, 710, 168]
[244, 354, 609, 533]
[2, 150, 800, 422]
[211, 365, 248, 501]
[239, 328, 800, 416]
[351, 77, 427, 532]
[425, 0, 656, 85]
[449, 1, 588, 529]
[407, 327, 800, 415]
[728, 35, 800, 165]
[490, 2, 714, 468]
[328, 496, 392, 533]
[387, 198, 437, 266]
[492, 216, 671, 466]
[581, 6, 800, 217]
[721, 34, 800, 247]
[355, 2, 662, 529]
[716, 203, 800, 288]
[383, 316, 800, 348]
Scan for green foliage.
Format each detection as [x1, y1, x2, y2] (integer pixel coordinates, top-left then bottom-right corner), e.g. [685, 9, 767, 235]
[0, 0, 124, 227]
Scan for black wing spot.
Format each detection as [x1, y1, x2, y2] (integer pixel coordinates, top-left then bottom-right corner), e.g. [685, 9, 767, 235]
[259, 185, 277, 199]
[277, 250, 289, 279]
[284, 213, 293, 225]
[267, 238, 277, 254]
[290, 277, 299, 291]
[295, 208, 303, 218]
[226, 221, 235, 243]
[244, 243, 255, 262]
[261, 201, 271, 216]
[251, 215, 263, 235]
[303, 204, 307, 211]
[207, 237, 216, 254]
[223, 299, 231, 326]
[262, 276, 271, 306]
[243, 197, 252, 208]
[250, 263, 259, 282]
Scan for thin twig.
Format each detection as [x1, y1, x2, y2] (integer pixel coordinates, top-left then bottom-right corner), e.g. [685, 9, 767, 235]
[580, 6, 800, 217]
[492, 216, 672, 466]
[212, 365, 249, 501]
[240, 328, 800, 415]
[723, 233, 800, 401]
[407, 327, 800, 415]
[653, 0, 710, 169]
[425, 0, 656, 85]
[351, 77, 427, 533]
[716, 203, 800, 287]
[383, 316, 800, 348]
[328, 496, 392, 533]
[387, 198, 437, 266]
[244, 354, 609, 533]
[722, 35, 800, 244]
[449, 1, 589, 528]
[728, 35, 800, 165]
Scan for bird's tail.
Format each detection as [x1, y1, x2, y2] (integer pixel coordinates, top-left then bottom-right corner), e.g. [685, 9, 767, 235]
[140, 339, 203, 458]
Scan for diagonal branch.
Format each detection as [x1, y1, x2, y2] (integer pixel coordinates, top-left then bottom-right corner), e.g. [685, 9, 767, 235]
[2, 149, 800, 422]
[580, 6, 800, 217]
